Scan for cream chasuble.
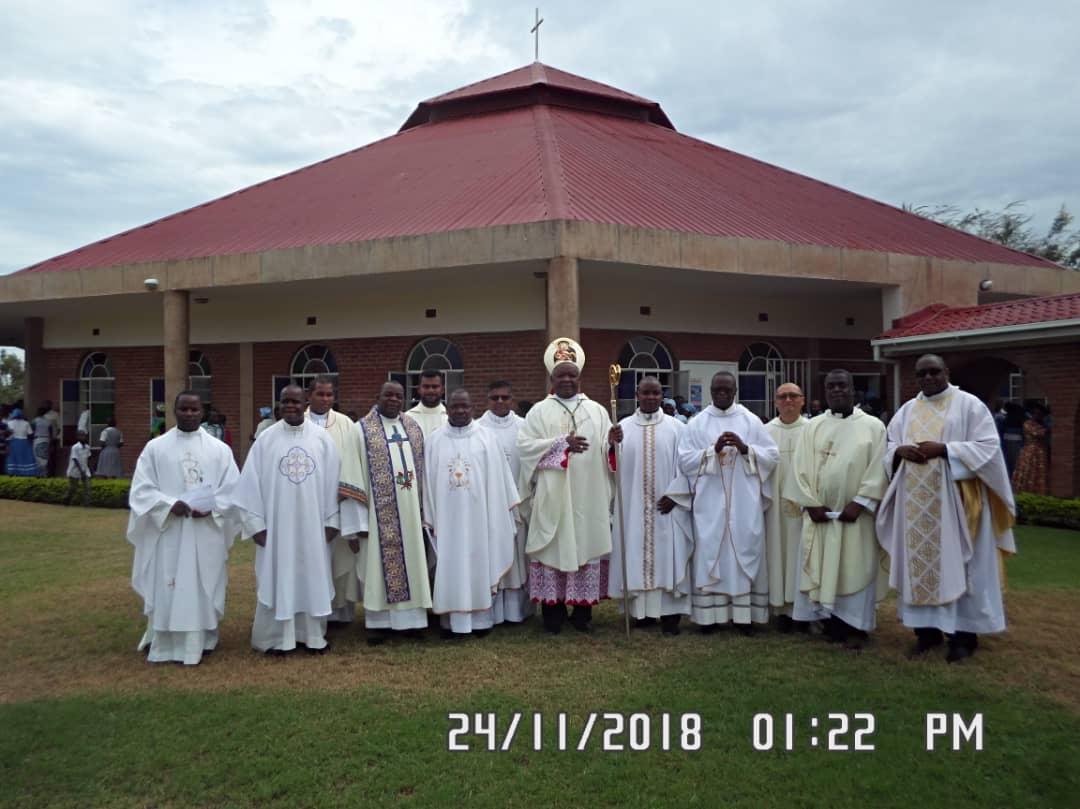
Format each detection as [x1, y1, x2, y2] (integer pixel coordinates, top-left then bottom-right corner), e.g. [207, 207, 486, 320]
[790, 409, 888, 631]
[406, 402, 448, 439]
[423, 421, 519, 632]
[127, 427, 240, 665]
[765, 415, 809, 615]
[341, 409, 432, 630]
[610, 410, 692, 618]
[666, 403, 778, 625]
[307, 407, 362, 622]
[517, 394, 614, 573]
[877, 386, 1016, 634]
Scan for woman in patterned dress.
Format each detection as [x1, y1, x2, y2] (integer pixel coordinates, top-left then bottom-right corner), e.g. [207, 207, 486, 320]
[1012, 403, 1048, 495]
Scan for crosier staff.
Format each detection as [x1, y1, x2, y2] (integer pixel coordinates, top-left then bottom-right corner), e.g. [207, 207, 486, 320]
[609, 364, 631, 640]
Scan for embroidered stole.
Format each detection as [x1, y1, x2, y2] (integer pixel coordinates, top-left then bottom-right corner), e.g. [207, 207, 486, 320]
[360, 408, 426, 604]
[902, 394, 951, 605]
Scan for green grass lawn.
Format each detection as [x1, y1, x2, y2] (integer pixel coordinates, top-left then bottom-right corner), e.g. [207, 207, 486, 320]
[0, 503, 1077, 809]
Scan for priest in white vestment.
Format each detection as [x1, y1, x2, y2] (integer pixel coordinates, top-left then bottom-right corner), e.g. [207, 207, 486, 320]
[423, 390, 520, 636]
[340, 381, 433, 643]
[609, 377, 691, 635]
[518, 341, 614, 634]
[666, 372, 779, 631]
[790, 369, 888, 647]
[305, 374, 362, 624]
[406, 369, 448, 438]
[478, 380, 534, 623]
[127, 391, 240, 665]
[764, 383, 810, 627]
[229, 385, 341, 654]
[876, 355, 1016, 662]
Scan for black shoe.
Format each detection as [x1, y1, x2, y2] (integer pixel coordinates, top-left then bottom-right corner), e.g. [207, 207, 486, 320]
[441, 629, 462, 640]
[307, 643, 330, 655]
[661, 615, 681, 636]
[776, 615, 794, 634]
[736, 624, 756, 637]
[698, 624, 719, 635]
[844, 629, 868, 651]
[946, 632, 978, 663]
[946, 643, 973, 663]
[909, 628, 944, 657]
[264, 648, 289, 657]
[473, 628, 491, 639]
[402, 628, 426, 641]
[634, 617, 658, 628]
[570, 605, 593, 633]
[366, 629, 389, 647]
[541, 603, 567, 634]
[792, 620, 811, 634]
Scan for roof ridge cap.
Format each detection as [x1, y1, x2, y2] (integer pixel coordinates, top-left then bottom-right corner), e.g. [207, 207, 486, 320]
[532, 105, 570, 220]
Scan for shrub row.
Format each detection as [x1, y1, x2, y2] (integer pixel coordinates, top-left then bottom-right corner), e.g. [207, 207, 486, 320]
[0, 475, 130, 509]
[1015, 493, 1080, 531]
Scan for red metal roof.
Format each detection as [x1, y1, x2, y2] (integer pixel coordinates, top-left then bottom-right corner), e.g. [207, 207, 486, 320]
[18, 63, 1060, 274]
[423, 62, 654, 106]
[877, 291, 1080, 339]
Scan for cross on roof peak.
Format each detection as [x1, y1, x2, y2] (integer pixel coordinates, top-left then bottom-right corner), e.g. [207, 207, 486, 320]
[530, 8, 544, 62]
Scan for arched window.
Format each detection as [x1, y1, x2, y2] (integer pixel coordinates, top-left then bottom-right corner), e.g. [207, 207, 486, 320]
[738, 342, 784, 421]
[273, 344, 339, 404]
[398, 337, 464, 405]
[616, 336, 676, 415]
[188, 350, 212, 407]
[78, 352, 114, 444]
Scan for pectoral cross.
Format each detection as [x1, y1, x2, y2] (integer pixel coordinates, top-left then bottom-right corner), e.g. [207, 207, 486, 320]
[530, 8, 544, 61]
[389, 426, 415, 490]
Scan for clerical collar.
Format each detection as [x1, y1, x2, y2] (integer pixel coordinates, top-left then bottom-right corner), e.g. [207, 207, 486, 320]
[447, 422, 474, 435]
[826, 409, 855, 419]
[635, 408, 662, 424]
[555, 393, 582, 402]
[708, 403, 737, 416]
[921, 384, 956, 401]
[309, 410, 329, 426]
[415, 403, 445, 413]
[775, 415, 805, 427]
[176, 428, 200, 439]
[283, 420, 305, 432]
[484, 411, 515, 425]
[378, 411, 402, 423]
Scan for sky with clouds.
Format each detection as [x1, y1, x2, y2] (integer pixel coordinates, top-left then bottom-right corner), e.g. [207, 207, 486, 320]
[1, 0, 1077, 276]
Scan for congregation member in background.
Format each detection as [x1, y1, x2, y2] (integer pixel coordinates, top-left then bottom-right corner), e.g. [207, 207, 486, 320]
[478, 381, 534, 624]
[667, 372, 778, 634]
[229, 384, 340, 655]
[608, 377, 691, 635]
[127, 391, 240, 665]
[998, 401, 1025, 479]
[1012, 402, 1049, 494]
[5, 408, 39, 477]
[406, 370, 448, 438]
[43, 400, 61, 476]
[31, 406, 53, 476]
[423, 389, 519, 638]
[877, 354, 1017, 663]
[64, 430, 93, 507]
[0, 405, 10, 475]
[252, 406, 275, 441]
[790, 369, 888, 649]
[764, 382, 810, 631]
[97, 417, 124, 478]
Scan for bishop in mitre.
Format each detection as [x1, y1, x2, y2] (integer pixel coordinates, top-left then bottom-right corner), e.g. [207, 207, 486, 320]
[127, 390, 240, 665]
[764, 382, 810, 629]
[340, 381, 433, 643]
[608, 376, 691, 635]
[230, 384, 341, 654]
[790, 369, 888, 647]
[423, 389, 520, 636]
[877, 354, 1016, 662]
[517, 339, 614, 634]
[305, 374, 363, 624]
[666, 371, 779, 632]
[478, 380, 534, 623]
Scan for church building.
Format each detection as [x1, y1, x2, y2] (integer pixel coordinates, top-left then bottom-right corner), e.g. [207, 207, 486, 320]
[1, 62, 1076, 478]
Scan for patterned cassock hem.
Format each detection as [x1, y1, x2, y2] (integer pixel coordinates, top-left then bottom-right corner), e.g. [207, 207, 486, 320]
[529, 560, 610, 606]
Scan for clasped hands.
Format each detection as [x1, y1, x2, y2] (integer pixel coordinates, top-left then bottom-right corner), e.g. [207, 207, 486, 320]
[169, 500, 210, 519]
[896, 442, 947, 464]
[806, 502, 864, 524]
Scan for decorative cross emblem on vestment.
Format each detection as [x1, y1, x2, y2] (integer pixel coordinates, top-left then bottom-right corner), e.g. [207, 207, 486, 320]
[817, 441, 836, 478]
[389, 426, 415, 490]
[166, 578, 176, 590]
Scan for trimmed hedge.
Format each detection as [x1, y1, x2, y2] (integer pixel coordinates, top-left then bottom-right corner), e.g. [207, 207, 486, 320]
[0, 475, 130, 509]
[1015, 493, 1080, 531]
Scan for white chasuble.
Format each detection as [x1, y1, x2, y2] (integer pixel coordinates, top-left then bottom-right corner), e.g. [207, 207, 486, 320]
[406, 402, 448, 439]
[666, 403, 778, 624]
[423, 421, 520, 632]
[342, 409, 432, 630]
[127, 428, 240, 664]
[478, 409, 533, 621]
[517, 394, 614, 573]
[765, 416, 809, 615]
[877, 386, 1016, 634]
[229, 420, 340, 651]
[307, 407, 362, 622]
[790, 409, 888, 631]
[609, 410, 692, 618]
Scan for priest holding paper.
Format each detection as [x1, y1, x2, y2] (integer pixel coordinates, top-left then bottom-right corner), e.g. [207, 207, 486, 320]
[608, 376, 691, 635]
[667, 372, 778, 632]
[876, 354, 1016, 662]
[230, 384, 341, 654]
[518, 339, 614, 634]
[127, 390, 240, 665]
[423, 389, 519, 636]
[791, 369, 888, 647]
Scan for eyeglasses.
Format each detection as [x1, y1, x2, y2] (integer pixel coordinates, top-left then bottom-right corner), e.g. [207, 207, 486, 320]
[776, 393, 804, 400]
[488, 395, 512, 401]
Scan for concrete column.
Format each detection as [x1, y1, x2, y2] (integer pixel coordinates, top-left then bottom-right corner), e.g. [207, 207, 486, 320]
[162, 290, 190, 430]
[22, 317, 47, 413]
[238, 342, 254, 464]
[546, 255, 580, 343]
